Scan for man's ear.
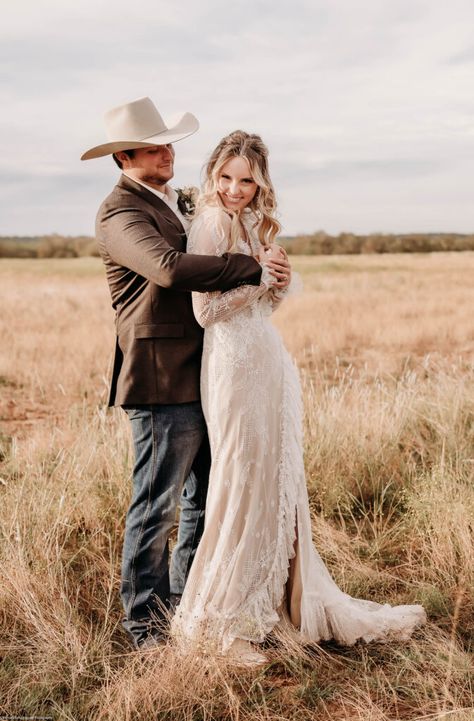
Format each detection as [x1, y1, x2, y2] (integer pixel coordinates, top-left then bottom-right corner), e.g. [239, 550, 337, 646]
[115, 152, 128, 166]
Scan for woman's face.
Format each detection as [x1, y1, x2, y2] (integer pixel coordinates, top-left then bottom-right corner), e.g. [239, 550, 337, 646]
[217, 156, 258, 212]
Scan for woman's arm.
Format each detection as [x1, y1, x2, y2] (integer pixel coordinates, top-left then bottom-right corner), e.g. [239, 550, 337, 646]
[188, 209, 272, 328]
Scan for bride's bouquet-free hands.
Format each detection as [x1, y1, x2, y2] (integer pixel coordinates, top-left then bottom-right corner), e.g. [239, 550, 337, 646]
[258, 243, 290, 289]
[258, 243, 303, 296]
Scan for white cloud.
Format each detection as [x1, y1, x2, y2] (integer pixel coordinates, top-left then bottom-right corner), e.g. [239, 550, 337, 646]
[1, 0, 473, 235]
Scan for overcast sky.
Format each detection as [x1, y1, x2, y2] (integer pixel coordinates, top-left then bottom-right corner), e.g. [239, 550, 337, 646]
[1, 0, 473, 236]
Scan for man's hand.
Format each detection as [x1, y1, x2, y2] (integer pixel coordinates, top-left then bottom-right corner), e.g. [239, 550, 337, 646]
[258, 243, 292, 289]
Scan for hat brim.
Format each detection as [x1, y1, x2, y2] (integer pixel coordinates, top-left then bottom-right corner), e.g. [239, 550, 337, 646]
[80, 112, 199, 161]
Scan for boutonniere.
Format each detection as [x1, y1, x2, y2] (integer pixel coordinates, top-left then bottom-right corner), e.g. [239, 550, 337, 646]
[176, 186, 200, 216]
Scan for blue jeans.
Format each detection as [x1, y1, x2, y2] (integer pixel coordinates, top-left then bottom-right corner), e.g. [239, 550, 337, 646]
[122, 402, 209, 646]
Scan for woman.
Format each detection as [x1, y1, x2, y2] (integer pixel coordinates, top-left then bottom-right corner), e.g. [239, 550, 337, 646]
[171, 131, 426, 664]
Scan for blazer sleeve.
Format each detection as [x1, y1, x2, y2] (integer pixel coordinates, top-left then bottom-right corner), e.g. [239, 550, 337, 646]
[97, 202, 262, 293]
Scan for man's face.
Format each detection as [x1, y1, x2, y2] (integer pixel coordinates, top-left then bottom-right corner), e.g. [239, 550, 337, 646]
[119, 144, 175, 188]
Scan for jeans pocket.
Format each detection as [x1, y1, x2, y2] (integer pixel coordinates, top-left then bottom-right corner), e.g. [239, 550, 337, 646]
[124, 407, 149, 421]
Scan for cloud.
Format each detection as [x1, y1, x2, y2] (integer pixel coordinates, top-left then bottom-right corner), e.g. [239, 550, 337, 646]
[0, 0, 473, 235]
[446, 45, 474, 65]
[273, 157, 442, 186]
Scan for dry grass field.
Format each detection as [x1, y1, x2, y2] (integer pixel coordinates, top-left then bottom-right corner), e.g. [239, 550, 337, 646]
[0, 253, 473, 721]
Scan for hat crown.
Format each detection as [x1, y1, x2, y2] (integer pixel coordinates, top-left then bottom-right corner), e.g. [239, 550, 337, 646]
[104, 97, 166, 142]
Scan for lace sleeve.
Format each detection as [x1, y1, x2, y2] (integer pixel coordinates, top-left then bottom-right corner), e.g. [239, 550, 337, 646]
[267, 270, 304, 312]
[187, 208, 270, 328]
[266, 287, 289, 312]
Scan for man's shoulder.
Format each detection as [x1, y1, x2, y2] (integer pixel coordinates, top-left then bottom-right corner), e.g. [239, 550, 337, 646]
[97, 180, 151, 221]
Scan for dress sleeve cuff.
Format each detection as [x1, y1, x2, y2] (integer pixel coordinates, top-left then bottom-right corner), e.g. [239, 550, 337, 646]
[260, 264, 273, 289]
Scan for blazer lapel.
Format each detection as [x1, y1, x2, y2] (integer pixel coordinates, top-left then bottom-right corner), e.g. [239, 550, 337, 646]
[118, 175, 185, 235]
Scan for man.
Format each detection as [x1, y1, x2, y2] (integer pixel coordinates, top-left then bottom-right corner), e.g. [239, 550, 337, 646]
[81, 97, 291, 649]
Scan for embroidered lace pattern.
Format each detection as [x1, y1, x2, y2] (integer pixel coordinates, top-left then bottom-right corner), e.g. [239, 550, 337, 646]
[171, 206, 426, 653]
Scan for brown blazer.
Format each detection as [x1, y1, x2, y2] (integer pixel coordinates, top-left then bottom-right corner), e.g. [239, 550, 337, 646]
[96, 175, 262, 406]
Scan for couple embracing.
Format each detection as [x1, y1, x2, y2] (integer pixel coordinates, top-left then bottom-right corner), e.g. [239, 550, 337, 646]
[82, 97, 426, 665]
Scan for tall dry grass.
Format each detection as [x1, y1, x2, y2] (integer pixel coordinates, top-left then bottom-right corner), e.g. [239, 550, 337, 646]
[0, 254, 473, 720]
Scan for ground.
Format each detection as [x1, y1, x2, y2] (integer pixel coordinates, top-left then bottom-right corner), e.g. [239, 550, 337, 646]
[0, 254, 473, 720]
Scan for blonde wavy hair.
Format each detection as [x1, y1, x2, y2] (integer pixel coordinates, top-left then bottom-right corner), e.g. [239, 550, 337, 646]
[196, 130, 281, 251]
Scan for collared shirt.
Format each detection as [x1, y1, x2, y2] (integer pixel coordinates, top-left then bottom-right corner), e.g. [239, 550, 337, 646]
[123, 172, 190, 232]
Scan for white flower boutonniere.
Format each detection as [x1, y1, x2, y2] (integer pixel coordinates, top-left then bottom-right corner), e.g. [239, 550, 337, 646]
[176, 186, 200, 216]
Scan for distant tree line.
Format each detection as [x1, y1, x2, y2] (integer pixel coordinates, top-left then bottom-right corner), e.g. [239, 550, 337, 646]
[281, 231, 474, 255]
[0, 235, 99, 258]
[1, 231, 474, 258]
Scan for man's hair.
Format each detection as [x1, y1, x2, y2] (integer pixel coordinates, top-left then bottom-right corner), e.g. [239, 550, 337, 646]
[113, 149, 135, 169]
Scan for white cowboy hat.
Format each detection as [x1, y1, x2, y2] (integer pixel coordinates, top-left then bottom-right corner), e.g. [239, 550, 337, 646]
[81, 96, 199, 161]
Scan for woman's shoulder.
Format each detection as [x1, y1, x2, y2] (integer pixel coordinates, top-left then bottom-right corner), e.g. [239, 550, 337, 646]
[193, 204, 231, 232]
[188, 205, 232, 253]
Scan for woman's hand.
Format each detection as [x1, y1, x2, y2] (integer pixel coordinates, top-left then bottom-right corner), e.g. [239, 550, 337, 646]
[258, 244, 291, 289]
[260, 243, 286, 260]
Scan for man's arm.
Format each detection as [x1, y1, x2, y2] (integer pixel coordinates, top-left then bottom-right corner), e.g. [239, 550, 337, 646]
[99, 205, 262, 292]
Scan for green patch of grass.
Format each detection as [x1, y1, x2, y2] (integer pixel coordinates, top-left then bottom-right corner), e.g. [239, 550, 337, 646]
[296, 675, 337, 705]
[417, 585, 452, 619]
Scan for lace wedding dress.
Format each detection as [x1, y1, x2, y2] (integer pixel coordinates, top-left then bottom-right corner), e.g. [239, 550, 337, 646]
[172, 206, 426, 654]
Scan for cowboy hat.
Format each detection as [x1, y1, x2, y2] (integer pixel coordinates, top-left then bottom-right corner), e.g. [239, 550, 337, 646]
[80, 96, 199, 161]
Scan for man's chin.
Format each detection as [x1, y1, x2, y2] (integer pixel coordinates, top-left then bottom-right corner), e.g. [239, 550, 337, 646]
[142, 174, 173, 186]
